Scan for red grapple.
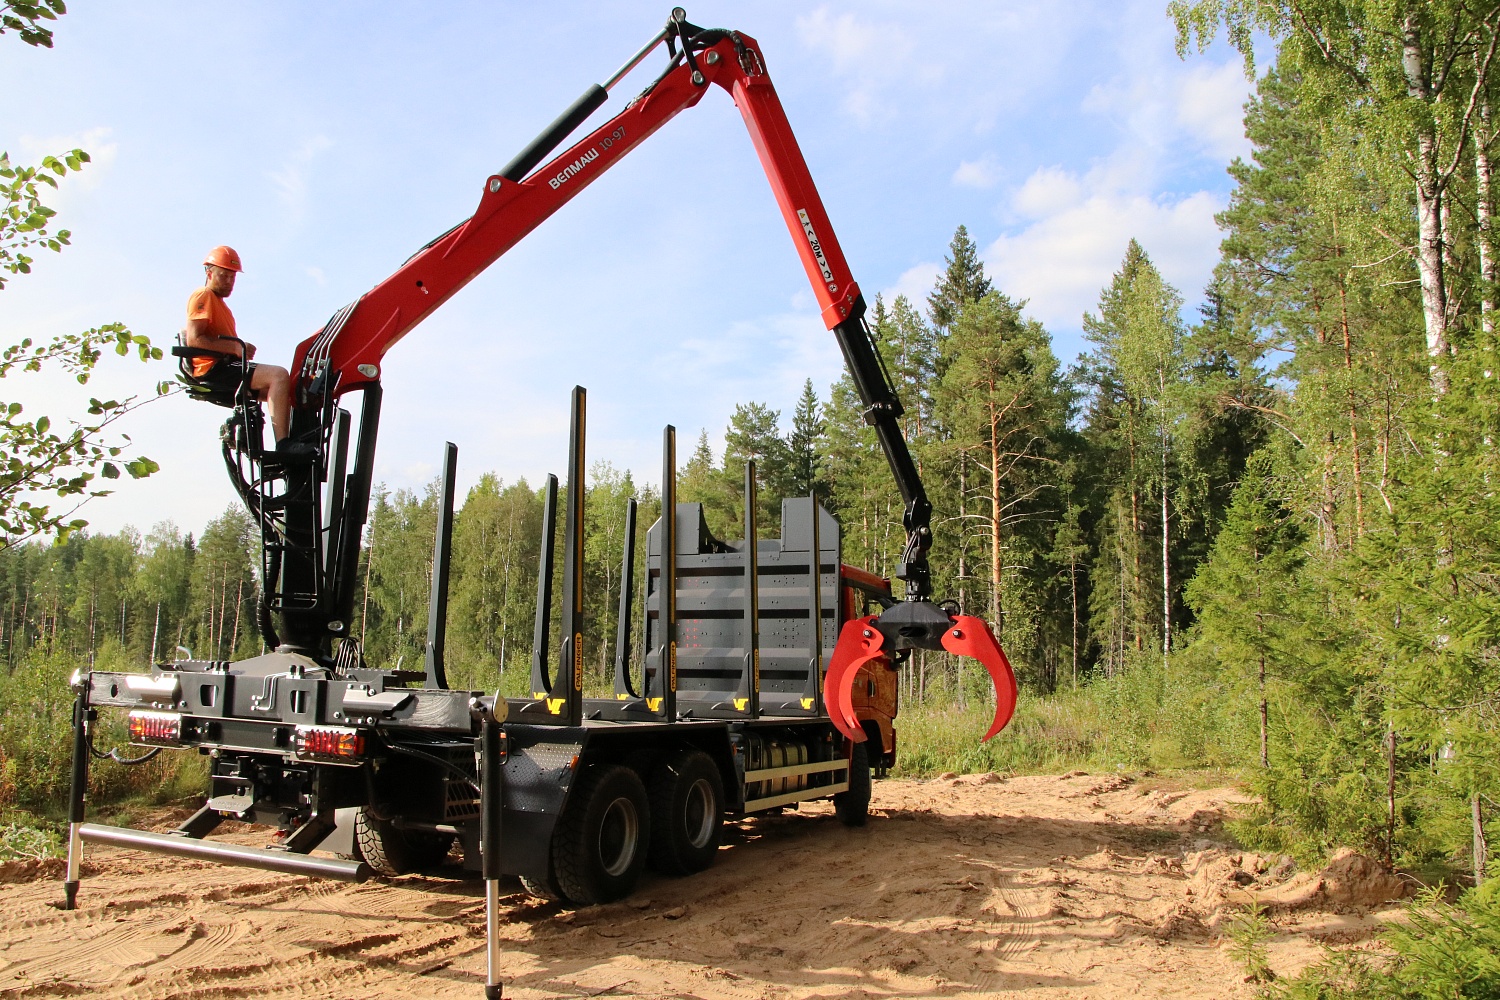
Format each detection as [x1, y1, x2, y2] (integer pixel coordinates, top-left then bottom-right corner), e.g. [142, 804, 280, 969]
[940, 615, 1018, 741]
[823, 612, 1018, 744]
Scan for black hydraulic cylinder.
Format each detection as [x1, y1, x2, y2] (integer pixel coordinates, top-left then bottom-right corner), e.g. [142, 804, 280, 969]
[500, 84, 609, 183]
[529, 474, 559, 698]
[558, 387, 586, 727]
[78, 823, 370, 881]
[741, 461, 760, 718]
[62, 690, 91, 910]
[829, 296, 933, 599]
[613, 498, 639, 698]
[332, 385, 384, 635]
[425, 441, 458, 690]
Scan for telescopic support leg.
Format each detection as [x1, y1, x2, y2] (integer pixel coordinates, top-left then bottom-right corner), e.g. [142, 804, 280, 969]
[480, 719, 506, 999]
[63, 689, 92, 910]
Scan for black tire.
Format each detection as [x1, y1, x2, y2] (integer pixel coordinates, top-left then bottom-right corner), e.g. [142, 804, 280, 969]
[833, 741, 871, 827]
[647, 750, 724, 876]
[353, 807, 453, 876]
[553, 765, 651, 905]
[520, 871, 565, 902]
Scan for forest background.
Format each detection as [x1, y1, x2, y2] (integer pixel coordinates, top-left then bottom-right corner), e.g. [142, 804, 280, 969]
[4, 3, 1500, 970]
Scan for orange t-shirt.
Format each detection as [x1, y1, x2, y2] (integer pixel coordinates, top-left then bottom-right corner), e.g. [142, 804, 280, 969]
[185, 287, 239, 376]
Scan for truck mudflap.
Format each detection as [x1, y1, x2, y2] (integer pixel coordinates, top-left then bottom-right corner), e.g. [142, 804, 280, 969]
[493, 727, 583, 881]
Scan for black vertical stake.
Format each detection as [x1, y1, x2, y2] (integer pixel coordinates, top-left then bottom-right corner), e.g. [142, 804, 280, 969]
[558, 387, 586, 727]
[742, 461, 760, 718]
[62, 688, 91, 910]
[659, 425, 677, 721]
[479, 718, 505, 999]
[529, 474, 559, 699]
[805, 494, 824, 712]
[321, 409, 351, 580]
[613, 498, 639, 699]
[425, 441, 458, 690]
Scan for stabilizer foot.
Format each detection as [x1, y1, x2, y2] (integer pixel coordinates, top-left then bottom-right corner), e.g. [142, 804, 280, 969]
[62, 880, 78, 911]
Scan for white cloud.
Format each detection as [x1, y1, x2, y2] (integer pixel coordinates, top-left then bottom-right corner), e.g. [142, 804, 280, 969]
[985, 166, 1223, 331]
[794, 6, 914, 126]
[952, 153, 1003, 190]
[266, 135, 332, 214]
[1175, 60, 1254, 161]
[304, 265, 327, 286]
[882, 262, 940, 308]
[1013, 166, 1084, 218]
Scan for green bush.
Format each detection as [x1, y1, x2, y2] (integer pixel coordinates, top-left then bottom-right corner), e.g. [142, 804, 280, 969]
[893, 652, 1256, 778]
[1271, 874, 1500, 1000]
[0, 821, 61, 861]
[0, 658, 205, 818]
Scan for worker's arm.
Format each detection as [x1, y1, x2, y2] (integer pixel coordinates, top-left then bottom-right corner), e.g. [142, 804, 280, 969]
[186, 318, 255, 360]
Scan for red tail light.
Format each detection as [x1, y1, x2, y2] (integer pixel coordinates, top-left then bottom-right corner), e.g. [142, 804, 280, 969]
[128, 710, 182, 744]
[294, 725, 365, 760]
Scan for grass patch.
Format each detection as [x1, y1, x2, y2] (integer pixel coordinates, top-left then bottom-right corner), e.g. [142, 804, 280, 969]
[0, 821, 61, 861]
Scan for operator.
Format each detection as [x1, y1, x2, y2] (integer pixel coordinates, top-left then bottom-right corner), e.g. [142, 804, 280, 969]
[185, 246, 311, 459]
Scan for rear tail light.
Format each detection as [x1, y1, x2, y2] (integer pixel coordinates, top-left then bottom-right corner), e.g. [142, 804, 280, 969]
[128, 710, 182, 744]
[294, 725, 365, 761]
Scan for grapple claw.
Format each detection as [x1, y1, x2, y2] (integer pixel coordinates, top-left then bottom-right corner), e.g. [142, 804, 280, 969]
[939, 615, 1018, 740]
[823, 615, 884, 742]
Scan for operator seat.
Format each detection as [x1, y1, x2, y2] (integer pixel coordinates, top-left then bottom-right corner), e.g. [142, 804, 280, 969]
[172, 333, 247, 409]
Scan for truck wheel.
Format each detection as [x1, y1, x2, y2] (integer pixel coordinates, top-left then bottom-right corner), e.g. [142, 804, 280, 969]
[833, 742, 871, 827]
[553, 765, 650, 904]
[353, 808, 453, 876]
[647, 750, 723, 876]
[520, 870, 565, 902]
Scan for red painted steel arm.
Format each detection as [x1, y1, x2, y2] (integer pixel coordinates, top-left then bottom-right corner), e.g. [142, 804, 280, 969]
[290, 30, 858, 400]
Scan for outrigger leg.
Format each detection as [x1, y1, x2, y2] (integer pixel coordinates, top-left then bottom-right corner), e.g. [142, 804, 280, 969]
[63, 678, 92, 910]
[478, 708, 507, 999]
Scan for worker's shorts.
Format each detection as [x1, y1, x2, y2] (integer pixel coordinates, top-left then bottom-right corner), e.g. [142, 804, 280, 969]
[197, 358, 253, 392]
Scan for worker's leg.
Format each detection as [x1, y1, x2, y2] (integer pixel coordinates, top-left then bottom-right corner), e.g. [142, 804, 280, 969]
[249, 364, 293, 442]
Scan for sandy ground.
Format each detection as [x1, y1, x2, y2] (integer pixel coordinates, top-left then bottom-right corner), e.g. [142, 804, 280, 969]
[0, 771, 1409, 999]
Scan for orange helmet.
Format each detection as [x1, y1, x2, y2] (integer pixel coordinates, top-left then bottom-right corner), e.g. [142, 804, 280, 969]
[203, 245, 243, 272]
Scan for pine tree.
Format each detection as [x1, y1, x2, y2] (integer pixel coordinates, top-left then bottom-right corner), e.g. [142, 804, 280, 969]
[786, 379, 823, 500]
[928, 224, 993, 332]
[723, 402, 790, 533]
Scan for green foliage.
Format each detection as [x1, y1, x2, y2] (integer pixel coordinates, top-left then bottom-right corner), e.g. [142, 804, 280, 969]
[1227, 898, 1276, 983]
[0, 1, 66, 49]
[1270, 876, 1500, 999]
[0, 822, 60, 861]
[0, 148, 84, 286]
[0, 145, 167, 545]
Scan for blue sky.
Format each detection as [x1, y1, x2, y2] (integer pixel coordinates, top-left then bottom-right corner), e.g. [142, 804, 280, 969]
[0, 1, 1251, 539]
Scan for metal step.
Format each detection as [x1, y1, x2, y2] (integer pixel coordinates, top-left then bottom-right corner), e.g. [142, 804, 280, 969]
[78, 823, 370, 882]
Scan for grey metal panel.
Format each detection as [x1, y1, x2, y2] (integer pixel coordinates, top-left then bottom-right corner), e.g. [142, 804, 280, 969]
[645, 501, 840, 710]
